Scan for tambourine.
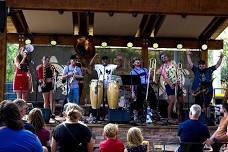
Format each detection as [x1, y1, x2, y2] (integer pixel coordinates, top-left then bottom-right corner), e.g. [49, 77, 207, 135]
[24, 44, 34, 54]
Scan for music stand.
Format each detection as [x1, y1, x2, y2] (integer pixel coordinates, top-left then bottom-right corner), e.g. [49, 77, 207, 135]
[120, 75, 141, 86]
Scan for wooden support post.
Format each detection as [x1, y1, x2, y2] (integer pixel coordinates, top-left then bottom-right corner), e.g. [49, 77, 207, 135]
[201, 50, 208, 66]
[0, 28, 7, 102]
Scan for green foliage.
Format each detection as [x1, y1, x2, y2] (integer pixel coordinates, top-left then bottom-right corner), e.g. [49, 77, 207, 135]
[221, 40, 228, 81]
[6, 43, 18, 82]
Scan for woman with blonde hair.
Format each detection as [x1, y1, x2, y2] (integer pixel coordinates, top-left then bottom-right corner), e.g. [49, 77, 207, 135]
[28, 108, 50, 147]
[51, 103, 93, 152]
[125, 127, 148, 152]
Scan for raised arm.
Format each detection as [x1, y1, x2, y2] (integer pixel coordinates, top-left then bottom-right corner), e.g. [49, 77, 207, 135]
[186, 50, 193, 69]
[215, 52, 224, 69]
[89, 53, 99, 66]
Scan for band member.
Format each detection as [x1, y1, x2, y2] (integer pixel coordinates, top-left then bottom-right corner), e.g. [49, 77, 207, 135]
[89, 53, 122, 119]
[62, 55, 83, 104]
[75, 37, 95, 59]
[13, 46, 31, 101]
[37, 56, 58, 114]
[159, 52, 184, 122]
[186, 51, 223, 122]
[89, 53, 123, 87]
[130, 58, 157, 122]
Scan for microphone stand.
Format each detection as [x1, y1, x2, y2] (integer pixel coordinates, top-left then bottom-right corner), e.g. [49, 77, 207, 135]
[102, 64, 106, 121]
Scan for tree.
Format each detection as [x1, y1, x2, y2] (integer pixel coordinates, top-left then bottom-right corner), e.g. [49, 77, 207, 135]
[6, 44, 18, 82]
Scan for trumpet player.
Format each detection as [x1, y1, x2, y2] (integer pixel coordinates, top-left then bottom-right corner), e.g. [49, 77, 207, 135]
[186, 50, 224, 123]
[62, 55, 83, 104]
[37, 56, 58, 114]
[130, 57, 157, 122]
[159, 52, 184, 123]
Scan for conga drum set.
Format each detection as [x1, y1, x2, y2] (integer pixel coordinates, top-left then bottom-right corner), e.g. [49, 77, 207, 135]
[90, 79, 120, 110]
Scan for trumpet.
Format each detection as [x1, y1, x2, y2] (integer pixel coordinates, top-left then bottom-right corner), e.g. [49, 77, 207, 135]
[145, 58, 156, 101]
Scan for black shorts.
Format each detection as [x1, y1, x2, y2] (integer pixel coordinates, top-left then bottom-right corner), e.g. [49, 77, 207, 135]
[165, 84, 183, 96]
[41, 82, 53, 93]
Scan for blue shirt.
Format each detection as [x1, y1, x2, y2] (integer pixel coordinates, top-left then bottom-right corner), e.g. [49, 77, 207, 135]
[0, 128, 43, 152]
[63, 65, 82, 89]
[178, 119, 210, 143]
[191, 65, 216, 92]
[130, 67, 148, 85]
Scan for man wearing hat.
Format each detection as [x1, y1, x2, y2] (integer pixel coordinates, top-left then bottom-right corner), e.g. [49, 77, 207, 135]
[186, 51, 223, 123]
[62, 55, 83, 104]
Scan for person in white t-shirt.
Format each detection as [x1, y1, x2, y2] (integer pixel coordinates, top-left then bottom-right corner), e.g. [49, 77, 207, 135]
[90, 53, 122, 87]
[89, 53, 122, 120]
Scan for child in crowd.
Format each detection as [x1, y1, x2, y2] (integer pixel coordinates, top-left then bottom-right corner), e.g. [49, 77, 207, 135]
[125, 127, 148, 152]
[99, 123, 124, 152]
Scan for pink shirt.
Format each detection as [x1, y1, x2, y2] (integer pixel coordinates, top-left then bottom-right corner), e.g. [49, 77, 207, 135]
[99, 138, 124, 152]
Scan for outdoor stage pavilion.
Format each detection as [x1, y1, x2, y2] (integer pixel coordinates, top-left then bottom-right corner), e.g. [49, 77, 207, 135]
[0, 0, 228, 151]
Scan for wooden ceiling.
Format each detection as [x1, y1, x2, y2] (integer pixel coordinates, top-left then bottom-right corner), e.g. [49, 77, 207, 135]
[5, 0, 228, 49]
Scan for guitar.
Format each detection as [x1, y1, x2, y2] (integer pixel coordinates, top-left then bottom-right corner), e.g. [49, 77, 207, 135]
[192, 81, 212, 96]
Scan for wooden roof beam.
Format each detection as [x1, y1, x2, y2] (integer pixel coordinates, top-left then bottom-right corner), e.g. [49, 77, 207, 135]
[6, 0, 228, 16]
[153, 15, 166, 37]
[199, 17, 228, 40]
[10, 10, 30, 33]
[7, 33, 223, 49]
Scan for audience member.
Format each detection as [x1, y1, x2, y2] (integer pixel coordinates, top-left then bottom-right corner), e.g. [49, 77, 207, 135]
[0, 100, 43, 152]
[125, 127, 147, 152]
[13, 99, 36, 134]
[204, 103, 228, 152]
[28, 108, 50, 147]
[99, 123, 124, 152]
[51, 103, 93, 152]
[178, 104, 210, 152]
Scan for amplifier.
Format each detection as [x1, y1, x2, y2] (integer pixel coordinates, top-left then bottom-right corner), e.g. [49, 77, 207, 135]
[108, 109, 130, 123]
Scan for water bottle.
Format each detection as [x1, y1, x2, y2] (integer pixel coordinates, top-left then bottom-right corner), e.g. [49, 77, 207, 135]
[146, 106, 153, 124]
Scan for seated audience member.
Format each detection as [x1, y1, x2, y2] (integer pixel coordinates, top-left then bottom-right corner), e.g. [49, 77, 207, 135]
[51, 103, 93, 152]
[28, 108, 50, 147]
[13, 98, 36, 134]
[178, 104, 210, 152]
[204, 103, 228, 152]
[125, 127, 148, 152]
[99, 123, 124, 152]
[0, 100, 43, 152]
[62, 103, 86, 126]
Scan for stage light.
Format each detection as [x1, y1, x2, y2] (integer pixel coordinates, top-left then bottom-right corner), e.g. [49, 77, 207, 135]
[50, 40, 57, 46]
[177, 43, 183, 49]
[153, 42, 159, 49]
[201, 44, 208, 50]
[25, 38, 31, 45]
[101, 42, 107, 47]
[127, 42, 133, 48]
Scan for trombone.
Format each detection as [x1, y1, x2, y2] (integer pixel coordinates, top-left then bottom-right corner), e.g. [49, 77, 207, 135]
[145, 58, 156, 101]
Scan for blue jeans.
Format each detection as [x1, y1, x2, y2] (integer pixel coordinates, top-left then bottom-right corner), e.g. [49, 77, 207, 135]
[68, 87, 79, 104]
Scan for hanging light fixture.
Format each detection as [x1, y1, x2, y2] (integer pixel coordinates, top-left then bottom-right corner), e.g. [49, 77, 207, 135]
[101, 42, 107, 47]
[177, 43, 183, 49]
[127, 42, 133, 48]
[153, 42, 159, 49]
[201, 44, 208, 51]
[25, 38, 31, 45]
[50, 39, 57, 46]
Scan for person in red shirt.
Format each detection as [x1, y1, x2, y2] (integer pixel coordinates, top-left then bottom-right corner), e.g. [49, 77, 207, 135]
[99, 123, 125, 152]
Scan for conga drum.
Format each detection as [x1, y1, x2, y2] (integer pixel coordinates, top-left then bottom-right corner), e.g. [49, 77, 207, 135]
[107, 81, 119, 109]
[90, 79, 103, 109]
